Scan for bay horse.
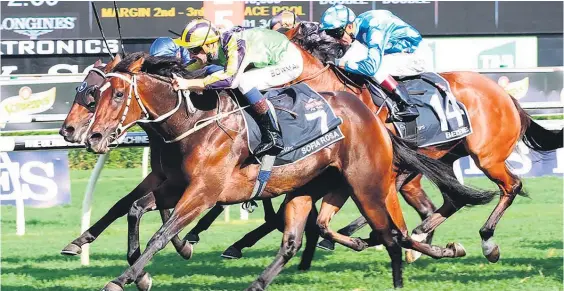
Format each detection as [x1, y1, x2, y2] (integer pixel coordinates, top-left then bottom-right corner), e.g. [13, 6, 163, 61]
[85, 53, 491, 290]
[58, 56, 322, 275]
[285, 22, 564, 263]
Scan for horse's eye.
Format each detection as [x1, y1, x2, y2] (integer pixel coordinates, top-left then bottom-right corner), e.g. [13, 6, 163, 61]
[116, 91, 124, 98]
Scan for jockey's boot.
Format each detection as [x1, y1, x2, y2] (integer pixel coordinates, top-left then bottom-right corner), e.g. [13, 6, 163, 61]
[251, 98, 284, 157]
[389, 83, 419, 122]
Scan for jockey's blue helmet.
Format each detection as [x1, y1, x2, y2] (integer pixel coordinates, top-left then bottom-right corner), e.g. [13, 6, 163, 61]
[319, 4, 356, 31]
[150, 37, 181, 57]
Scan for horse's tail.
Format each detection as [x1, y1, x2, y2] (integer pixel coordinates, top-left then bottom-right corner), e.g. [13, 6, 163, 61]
[510, 95, 563, 151]
[388, 131, 496, 206]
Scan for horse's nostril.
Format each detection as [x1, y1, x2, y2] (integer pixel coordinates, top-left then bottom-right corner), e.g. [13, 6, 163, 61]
[60, 126, 75, 137]
[88, 132, 103, 144]
[66, 126, 75, 135]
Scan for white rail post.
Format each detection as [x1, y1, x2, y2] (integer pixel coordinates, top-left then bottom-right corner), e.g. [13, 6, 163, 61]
[239, 205, 248, 220]
[141, 147, 150, 178]
[224, 205, 230, 222]
[15, 193, 25, 236]
[0, 152, 26, 236]
[80, 154, 108, 266]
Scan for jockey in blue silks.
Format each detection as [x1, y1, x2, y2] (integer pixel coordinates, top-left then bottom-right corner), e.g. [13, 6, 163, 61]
[319, 5, 432, 122]
[149, 37, 224, 75]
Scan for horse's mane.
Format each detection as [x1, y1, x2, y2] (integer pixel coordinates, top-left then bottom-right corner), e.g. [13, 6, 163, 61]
[289, 22, 368, 88]
[112, 51, 207, 79]
[290, 21, 347, 63]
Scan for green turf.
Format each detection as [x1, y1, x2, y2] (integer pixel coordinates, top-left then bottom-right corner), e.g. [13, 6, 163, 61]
[1, 169, 562, 291]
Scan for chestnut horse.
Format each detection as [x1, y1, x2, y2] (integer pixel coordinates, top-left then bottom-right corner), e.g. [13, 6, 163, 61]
[86, 53, 490, 290]
[285, 22, 563, 263]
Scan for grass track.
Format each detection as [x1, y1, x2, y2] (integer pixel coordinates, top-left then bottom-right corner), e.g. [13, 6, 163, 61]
[1, 169, 562, 291]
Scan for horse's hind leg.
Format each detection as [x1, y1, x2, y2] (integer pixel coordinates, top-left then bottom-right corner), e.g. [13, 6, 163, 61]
[347, 181, 405, 288]
[247, 194, 313, 291]
[317, 174, 437, 252]
[476, 162, 522, 263]
[316, 215, 368, 251]
[61, 172, 163, 256]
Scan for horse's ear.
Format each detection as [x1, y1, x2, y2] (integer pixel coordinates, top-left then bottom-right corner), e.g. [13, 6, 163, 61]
[104, 54, 122, 72]
[128, 57, 145, 74]
[94, 59, 103, 67]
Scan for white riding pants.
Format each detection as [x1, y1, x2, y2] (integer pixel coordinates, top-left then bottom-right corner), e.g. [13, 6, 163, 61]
[234, 43, 304, 94]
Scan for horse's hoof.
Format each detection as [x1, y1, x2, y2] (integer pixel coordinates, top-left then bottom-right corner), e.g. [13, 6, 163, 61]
[485, 244, 500, 263]
[178, 241, 193, 260]
[184, 233, 200, 244]
[446, 242, 466, 258]
[351, 237, 369, 252]
[482, 238, 500, 263]
[221, 245, 242, 259]
[61, 243, 82, 256]
[405, 249, 422, 264]
[101, 281, 123, 291]
[316, 239, 335, 251]
[297, 262, 311, 271]
[135, 272, 153, 291]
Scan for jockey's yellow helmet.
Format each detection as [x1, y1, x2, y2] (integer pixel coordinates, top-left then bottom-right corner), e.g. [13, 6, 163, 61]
[174, 18, 220, 48]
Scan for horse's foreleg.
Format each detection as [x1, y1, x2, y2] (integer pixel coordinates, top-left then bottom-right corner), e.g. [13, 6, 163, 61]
[247, 194, 312, 291]
[61, 172, 163, 256]
[183, 205, 225, 244]
[102, 183, 214, 291]
[158, 209, 194, 260]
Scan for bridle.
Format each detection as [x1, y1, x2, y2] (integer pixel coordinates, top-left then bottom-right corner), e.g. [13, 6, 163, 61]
[101, 71, 248, 144]
[75, 67, 108, 111]
[102, 72, 175, 136]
